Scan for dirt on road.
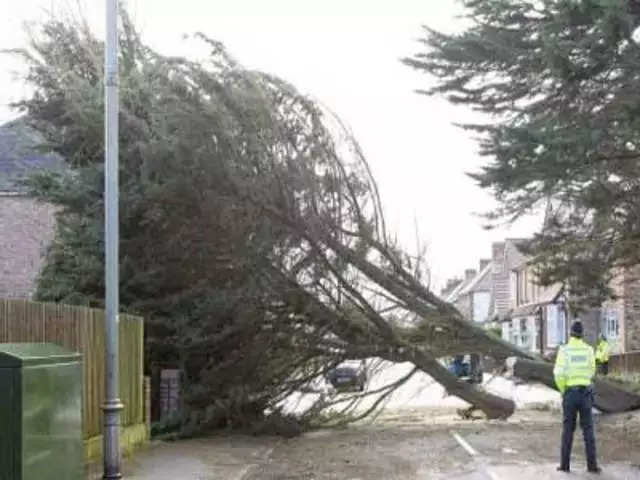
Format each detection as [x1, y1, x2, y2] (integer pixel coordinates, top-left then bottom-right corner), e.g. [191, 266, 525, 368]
[243, 410, 640, 479]
[111, 408, 640, 480]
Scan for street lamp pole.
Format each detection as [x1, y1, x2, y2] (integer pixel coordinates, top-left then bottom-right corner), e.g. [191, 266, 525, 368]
[104, 0, 123, 478]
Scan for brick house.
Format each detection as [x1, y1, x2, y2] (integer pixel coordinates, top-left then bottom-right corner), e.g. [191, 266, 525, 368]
[496, 241, 640, 355]
[506, 258, 569, 355]
[491, 238, 573, 354]
[0, 119, 61, 298]
[598, 266, 640, 354]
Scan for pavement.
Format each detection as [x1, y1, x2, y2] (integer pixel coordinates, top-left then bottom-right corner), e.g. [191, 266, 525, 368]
[86, 436, 279, 480]
[127, 437, 278, 480]
[89, 421, 639, 480]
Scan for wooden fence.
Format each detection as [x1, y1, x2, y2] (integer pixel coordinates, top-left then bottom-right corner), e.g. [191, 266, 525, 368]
[0, 299, 144, 441]
[610, 351, 640, 375]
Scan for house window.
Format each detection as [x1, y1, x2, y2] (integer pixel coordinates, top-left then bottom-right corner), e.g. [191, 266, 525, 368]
[516, 271, 525, 306]
[515, 269, 531, 306]
[519, 317, 529, 347]
[546, 304, 566, 347]
[502, 321, 511, 342]
[600, 308, 619, 339]
[473, 291, 490, 323]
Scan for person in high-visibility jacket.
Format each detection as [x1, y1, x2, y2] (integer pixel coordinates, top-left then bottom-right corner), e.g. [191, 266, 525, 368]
[595, 335, 610, 376]
[554, 321, 600, 474]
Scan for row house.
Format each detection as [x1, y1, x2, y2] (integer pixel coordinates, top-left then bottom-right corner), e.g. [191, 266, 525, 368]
[443, 236, 640, 356]
[504, 257, 569, 355]
[497, 246, 640, 356]
[597, 266, 640, 354]
[443, 259, 493, 324]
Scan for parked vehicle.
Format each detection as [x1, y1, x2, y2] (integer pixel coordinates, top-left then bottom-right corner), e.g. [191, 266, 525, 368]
[448, 354, 483, 384]
[326, 360, 367, 391]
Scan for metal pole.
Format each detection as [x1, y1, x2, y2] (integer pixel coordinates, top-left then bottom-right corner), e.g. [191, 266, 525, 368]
[103, 0, 123, 478]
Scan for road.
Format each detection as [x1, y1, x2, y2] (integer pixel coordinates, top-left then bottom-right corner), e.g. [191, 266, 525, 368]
[111, 408, 640, 480]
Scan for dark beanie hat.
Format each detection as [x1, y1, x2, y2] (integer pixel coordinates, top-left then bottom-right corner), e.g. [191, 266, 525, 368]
[571, 321, 583, 337]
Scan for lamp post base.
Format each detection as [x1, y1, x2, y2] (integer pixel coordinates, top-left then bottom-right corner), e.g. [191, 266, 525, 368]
[103, 399, 124, 479]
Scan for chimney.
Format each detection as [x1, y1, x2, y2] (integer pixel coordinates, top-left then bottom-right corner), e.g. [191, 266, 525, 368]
[465, 269, 477, 281]
[480, 259, 491, 271]
[440, 278, 463, 298]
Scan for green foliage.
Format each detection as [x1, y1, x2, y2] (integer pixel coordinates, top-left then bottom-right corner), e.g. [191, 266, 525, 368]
[7, 7, 538, 428]
[405, 0, 640, 305]
[9, 11, 355, 432]
[487, 326, 502, 339]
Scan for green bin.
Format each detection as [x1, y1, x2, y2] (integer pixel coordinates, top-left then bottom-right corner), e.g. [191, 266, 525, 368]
[0, 343, 83, 480]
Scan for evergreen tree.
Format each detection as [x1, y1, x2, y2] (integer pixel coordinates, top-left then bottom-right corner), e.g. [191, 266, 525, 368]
[8, 9, 569, 428]
[405, 0, 640, 305]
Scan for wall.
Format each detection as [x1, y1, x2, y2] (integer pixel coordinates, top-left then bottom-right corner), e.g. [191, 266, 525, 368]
[455, 294, 473, 322]
[579, 308, 600, 346]
[0, 195, 56, 298]
[623, 266, 640, 352]
[492, 240, 527, 319]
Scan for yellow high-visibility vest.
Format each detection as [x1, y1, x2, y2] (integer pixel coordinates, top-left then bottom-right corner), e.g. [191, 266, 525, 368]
[553, 337, 596, 394]
[596, 340, 610, 363]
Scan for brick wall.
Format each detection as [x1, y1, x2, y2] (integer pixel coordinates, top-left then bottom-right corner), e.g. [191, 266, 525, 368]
[623, 265, 640, 351]
[0, 194, 56, 298]
[579, 308, 600, 347]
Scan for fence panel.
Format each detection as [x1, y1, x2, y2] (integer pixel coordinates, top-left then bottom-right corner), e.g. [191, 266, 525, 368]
[610, 351, 640, 375]
[0, 299, 144, 440]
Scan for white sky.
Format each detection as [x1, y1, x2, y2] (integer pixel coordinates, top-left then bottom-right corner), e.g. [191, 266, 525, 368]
[0, 0, 541, 290]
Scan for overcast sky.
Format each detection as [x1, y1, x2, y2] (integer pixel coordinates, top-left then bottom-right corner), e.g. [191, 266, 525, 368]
[0, 0, 541, 289]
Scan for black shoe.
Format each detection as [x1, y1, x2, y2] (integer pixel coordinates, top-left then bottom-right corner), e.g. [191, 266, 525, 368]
[557, 466, 570, 473]
[588, 466, 602, 474]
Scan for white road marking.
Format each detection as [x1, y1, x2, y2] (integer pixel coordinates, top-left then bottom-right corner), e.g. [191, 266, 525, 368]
[452, 431, 479, 457]
[452, 431, 502, 480]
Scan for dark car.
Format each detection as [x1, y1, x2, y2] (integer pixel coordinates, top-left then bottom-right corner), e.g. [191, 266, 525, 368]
[326, 360, 367, 391]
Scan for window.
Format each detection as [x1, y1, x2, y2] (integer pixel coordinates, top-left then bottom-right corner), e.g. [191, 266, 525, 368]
[515, 269, 532, 306]
[600, 308, 619, 339]
[512, 272, 520, 306]
[546, 304, 566, 347]
[519, 317, 530, 347]
[473, 291, 490, 323]
[502, 322, 511, 342]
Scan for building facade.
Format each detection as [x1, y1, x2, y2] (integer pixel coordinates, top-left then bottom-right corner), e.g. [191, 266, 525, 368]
[445, 260, 493, 324]
[0, 119, 61, 298]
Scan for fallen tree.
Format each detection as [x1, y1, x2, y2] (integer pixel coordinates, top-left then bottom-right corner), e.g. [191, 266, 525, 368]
[11, 9, 639, 432]
[509, 358, 640, 413]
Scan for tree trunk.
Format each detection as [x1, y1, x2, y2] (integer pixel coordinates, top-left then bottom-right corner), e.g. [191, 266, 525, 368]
[396, 349, 516, 419]
[510, 358, 640, 413]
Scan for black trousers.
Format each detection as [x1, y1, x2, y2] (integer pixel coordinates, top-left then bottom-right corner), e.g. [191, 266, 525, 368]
[561, 386, 598, 470]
